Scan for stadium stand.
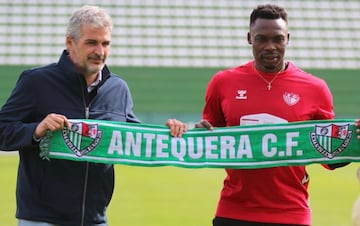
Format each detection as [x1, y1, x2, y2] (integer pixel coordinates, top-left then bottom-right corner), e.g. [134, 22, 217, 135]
[0, 0, 359, 68]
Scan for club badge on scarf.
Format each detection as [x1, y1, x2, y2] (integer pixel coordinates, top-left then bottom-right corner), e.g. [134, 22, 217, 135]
[39, 119, 360, 169]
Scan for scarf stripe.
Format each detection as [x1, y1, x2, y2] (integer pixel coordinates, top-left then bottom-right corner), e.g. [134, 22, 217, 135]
[40, 119, 360, 169]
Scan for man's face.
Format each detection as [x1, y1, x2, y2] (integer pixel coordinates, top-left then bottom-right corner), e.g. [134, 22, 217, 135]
[247, 18, 289, 73]
[66, 24, 111, 78]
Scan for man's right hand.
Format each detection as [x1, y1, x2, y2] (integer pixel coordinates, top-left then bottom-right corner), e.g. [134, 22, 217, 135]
[33, 113, 71, 140]
[355, 119, 360, 140]
[194, 119, 214, 131]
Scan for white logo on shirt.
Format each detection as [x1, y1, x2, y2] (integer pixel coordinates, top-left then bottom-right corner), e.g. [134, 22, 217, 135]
[283, 92, 300, 106]
[235, 90, 247, 99]
[240, 113, 288, 125]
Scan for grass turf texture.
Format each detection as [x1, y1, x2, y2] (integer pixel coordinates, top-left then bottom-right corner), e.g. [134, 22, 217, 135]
[1, 154, 360, 226]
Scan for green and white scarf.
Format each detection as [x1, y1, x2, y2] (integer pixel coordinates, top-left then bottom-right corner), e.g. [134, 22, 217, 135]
[39, 119, 360, 169]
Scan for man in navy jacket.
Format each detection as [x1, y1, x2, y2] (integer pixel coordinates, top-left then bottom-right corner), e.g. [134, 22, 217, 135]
[0, 5, 187, 226]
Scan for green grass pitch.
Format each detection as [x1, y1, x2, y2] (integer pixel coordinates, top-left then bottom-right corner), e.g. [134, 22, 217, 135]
[1, 154, 360, 226]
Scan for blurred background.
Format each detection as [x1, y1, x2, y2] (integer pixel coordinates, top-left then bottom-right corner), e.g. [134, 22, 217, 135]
[0, 0, 359, 123]
[0, 1, 359, 225]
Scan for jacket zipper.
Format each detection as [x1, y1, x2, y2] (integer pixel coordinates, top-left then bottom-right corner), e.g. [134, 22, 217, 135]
[79, 73, 105, 225]
[79, 78, 90, 226]
[80, 161, 89, 226]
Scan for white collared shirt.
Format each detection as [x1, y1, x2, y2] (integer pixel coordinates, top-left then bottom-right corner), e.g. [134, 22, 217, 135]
[87, 71, 102, 93]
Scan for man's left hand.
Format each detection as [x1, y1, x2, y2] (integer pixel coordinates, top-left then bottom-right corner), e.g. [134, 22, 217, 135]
[165, 119, 188, 137]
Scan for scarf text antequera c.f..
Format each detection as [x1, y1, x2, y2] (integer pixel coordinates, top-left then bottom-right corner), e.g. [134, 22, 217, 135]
[39, 119, 360, 169]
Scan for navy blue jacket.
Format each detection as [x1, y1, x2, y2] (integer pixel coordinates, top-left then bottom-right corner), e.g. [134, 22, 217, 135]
[0, 50, 140, 226]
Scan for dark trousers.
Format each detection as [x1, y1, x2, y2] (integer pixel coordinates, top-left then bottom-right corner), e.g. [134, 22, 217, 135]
[213, 217, 309, 226]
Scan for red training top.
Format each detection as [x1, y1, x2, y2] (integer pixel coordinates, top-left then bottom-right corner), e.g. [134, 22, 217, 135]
[202, 60, 334, 225]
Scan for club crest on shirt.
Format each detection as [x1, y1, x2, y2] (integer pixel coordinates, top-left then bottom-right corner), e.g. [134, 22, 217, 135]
[283, 92, 300, 106]
[62, 122, 103, 157]
[310, 123, 352, 159]
[235, 90, 247, 99]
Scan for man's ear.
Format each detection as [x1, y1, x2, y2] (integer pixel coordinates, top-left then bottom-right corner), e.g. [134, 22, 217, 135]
[247, 32, 252, 44]
[65, 36, 72, 49]
[286, 33, 290, 45]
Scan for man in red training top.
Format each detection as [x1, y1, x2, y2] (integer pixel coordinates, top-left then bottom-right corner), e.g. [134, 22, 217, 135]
[195, 4, 355, 226]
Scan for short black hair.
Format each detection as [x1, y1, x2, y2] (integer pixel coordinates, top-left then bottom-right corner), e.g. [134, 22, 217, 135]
[250, 4, 288, 27]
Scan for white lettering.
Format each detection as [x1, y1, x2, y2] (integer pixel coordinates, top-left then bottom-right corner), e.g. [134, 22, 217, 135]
[156, 134, 169, 158]
[220, 136, 235, 159]
[188, 137, 203, 159]
[262, 134, 277, 157]
[125, 132, 141, 156]
[205, 136, 218, 159]
[143, 133, 156, 157]
[171, 138, 186, 161]
[107, 131, 124, 155]
[286, 132, 299, 156]
[236, 135, 252, 158]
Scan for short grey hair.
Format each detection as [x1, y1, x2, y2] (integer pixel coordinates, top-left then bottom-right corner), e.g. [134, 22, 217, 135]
[66, 5, 113, 41]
